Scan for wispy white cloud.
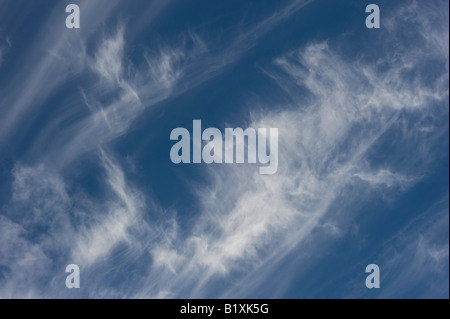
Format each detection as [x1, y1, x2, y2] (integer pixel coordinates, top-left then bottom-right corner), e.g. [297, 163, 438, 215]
[378, 198, 449, 298]
[49, 26, 180, 166]
[0, 149, 153, 298]
[0, 0, 447, 299]
[343, 196, 449, 299]
[0, 0, 319, 298]
[0, 215, 51, 298]
[92, 26, 126, 86]
[72, 149, 147, 267]
[136, 0, 448, 298]
[0, 0, 121, 147]
[1, 0, 316, 170]
[0, 163, 74, 298]
[167, 0, 315, 95]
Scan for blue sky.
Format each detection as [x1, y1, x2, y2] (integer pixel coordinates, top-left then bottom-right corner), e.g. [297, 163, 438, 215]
[0, 0, 448, 298]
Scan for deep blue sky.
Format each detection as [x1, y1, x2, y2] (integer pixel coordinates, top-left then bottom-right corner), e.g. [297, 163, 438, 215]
[0, 0, 448, 298]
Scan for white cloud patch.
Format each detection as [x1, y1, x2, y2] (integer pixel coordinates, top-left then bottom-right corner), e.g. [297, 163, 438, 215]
[0, 150, 152, 297]
[72, 150, 146, 267]
[0, 215, 50, 298]
[92, 27, 125, 86]
[0, 164, 73, 297]
[138, 1, 448, 298]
